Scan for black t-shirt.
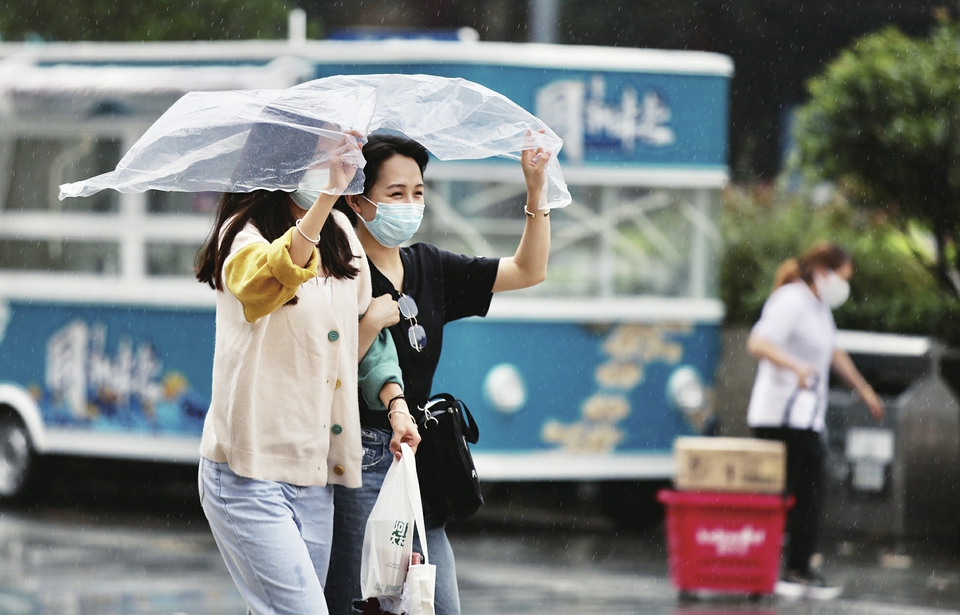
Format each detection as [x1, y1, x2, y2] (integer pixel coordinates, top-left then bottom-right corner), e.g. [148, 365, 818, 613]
[359, 242, 500, 418]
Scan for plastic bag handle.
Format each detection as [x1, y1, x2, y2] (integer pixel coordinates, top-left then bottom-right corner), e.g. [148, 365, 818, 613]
[399, 442, 429, 566]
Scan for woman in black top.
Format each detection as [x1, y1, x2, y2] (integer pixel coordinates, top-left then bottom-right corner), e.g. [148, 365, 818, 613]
[325, 134, 551, 615]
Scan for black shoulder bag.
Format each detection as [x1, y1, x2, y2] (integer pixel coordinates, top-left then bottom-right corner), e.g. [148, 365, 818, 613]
[412, 393, 484, 520]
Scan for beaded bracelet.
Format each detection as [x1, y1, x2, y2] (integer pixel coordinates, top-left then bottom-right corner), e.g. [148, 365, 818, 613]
[295, 219, 320, 243]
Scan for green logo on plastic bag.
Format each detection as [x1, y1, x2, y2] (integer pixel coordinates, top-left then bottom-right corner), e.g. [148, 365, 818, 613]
[389, 520, 409, 546]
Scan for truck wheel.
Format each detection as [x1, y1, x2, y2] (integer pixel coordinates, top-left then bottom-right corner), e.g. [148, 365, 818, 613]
[0, 412, 32, 499]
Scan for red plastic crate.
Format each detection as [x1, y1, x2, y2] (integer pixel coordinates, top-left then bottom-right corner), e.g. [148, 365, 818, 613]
[657, 489, 794, 596]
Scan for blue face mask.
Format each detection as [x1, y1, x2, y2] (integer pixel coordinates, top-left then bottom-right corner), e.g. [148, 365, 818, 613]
[290, 168, 331, 210]
[360, 195, 424, 248]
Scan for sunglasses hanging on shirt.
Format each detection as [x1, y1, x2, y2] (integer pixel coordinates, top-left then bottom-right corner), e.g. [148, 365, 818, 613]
[398, 293, 427, 352]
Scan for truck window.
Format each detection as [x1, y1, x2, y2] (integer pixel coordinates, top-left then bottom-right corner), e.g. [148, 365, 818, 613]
[0, 238, 120, 274]
[3, 137, 121, 213]
[422, 178, 719, 299]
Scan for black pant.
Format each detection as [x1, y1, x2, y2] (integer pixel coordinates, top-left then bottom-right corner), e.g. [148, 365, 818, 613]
[752, 427, 823, 576]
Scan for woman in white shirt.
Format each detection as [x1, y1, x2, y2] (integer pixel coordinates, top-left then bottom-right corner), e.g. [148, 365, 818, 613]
[746, 243, 883, 599]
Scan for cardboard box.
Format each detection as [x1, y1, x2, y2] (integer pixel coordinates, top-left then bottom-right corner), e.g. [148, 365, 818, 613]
[673, 437, 786, 494]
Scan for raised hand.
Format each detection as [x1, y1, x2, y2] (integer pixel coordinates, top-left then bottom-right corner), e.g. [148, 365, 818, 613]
[324, 130, 365, 194]
[521, 130, 550, 202]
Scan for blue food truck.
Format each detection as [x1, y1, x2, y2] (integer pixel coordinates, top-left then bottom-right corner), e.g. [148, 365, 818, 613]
[0, 37, 732, 505]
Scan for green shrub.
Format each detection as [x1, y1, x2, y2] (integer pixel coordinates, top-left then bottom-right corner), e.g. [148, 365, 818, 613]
[720, 183, 960, 345]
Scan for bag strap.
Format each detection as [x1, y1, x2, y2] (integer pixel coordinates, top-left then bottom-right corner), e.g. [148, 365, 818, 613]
[425, 393, 480, 445]
[459, 399, 479, 445]
[399, 442, 430, 565]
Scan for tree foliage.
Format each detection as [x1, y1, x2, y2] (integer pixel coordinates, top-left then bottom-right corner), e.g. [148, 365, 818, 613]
[721, 184, 960, 345]
[0, 0, 296, 42]
[794, 16, 960, 296]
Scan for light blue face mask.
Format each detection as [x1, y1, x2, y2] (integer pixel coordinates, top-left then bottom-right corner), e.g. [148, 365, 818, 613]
[360, 195, 424, 248]
[290, 168, 331, 210]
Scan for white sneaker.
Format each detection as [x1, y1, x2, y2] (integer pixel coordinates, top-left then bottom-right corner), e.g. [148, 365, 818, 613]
[804, 573, 843, 600]
[774, 573, 806, 600]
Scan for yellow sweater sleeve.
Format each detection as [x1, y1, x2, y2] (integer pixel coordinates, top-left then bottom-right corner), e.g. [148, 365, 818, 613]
[224, 227, 319, 323]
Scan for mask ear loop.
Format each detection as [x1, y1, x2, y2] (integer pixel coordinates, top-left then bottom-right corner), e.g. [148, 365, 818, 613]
[356, 194, 378, 222]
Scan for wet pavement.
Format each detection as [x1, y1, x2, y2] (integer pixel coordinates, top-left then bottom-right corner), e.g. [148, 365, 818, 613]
[453, 504, 960, 615]
[0, 469, 958, 615]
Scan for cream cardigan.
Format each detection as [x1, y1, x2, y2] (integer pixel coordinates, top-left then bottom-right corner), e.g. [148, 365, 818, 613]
[200, 210, 371, 488]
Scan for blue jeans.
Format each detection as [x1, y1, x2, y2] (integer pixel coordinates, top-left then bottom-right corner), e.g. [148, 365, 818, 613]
[200, 458, 335, 615]
[325, 428, 461, 615]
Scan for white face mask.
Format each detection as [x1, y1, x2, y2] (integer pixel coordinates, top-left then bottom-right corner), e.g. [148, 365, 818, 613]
[290, 168, 331, 210]
[814, 271, 850, 309]
[359, 195, 424, 248]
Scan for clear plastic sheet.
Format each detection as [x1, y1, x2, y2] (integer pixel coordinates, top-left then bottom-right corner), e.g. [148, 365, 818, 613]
[58, 73, 571, 209]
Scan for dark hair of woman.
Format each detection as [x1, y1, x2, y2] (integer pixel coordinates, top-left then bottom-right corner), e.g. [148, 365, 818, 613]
[334, 133, 429, 225]
[773, 242, 852, 290]
[196, 190, 359, 291]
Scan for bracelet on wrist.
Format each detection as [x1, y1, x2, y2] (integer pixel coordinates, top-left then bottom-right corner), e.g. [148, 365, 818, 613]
[387, 409, 416, 424]
[524, 205, 549, 218]
[387, 394, 406, 412]
[295, 218, 320, 244]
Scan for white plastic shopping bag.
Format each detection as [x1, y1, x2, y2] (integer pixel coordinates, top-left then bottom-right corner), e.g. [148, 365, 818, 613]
[361, 442, 436, 615]
[786, 388, 818, 429]
[361, 448, 415, 599]
[784, 374, 821, 430]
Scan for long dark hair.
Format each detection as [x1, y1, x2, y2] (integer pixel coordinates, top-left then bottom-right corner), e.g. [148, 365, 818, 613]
[196, 107, 360, 289]
[773, 242, 852, 290]
[334, 133, 429, 225]
[195, 191, 359, 289]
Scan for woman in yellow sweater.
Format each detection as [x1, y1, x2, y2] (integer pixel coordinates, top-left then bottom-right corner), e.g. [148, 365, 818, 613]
[194, 128, 420, 615]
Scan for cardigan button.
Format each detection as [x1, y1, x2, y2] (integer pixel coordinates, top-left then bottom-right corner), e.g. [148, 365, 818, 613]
[331, 424, 343, 435]
[335, 379, 341, 389]
[328, 330, 340, 342]
[333, 464, 345, 476]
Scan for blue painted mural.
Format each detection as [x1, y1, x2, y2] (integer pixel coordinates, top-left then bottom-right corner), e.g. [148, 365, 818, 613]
[435, 319, 720, 454]
[309, 64, 728, 169]
[0, 300, 213, 435]
[0, 298, 719, 454]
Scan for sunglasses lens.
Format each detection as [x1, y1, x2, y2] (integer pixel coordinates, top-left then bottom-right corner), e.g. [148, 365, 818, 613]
[398, 295, 418, 319]
[408, 324, 427, 351]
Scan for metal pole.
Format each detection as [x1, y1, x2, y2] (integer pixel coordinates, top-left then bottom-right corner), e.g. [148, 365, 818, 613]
[689, 189, 710, 298]
[599, 186, 616, 298]
[288, 9, 307, 45]
[530, 0, 559, 44]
